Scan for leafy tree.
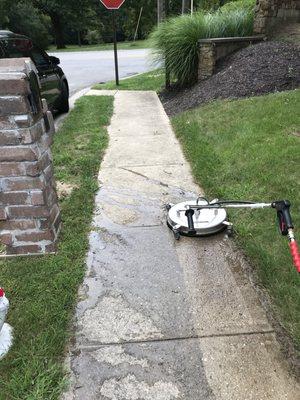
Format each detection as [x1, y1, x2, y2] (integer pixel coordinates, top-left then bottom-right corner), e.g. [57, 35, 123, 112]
[0, 0, 205, 48]
[197, 0, 231, 11]
[120, 0, 157, 39]
[0, 0, 10, 27]
[85, 29, 102, 44]
[182, 0, 190, 13]
[0, 0, 52, 49]
[7, 2, 52, 48]
[32, 0, 97, 48]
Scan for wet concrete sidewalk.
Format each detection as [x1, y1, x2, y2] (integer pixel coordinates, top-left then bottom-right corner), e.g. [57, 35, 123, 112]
[64, 91, 299, 399]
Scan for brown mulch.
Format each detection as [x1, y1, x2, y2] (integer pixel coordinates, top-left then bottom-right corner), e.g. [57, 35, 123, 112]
[161, 41, 300, 116]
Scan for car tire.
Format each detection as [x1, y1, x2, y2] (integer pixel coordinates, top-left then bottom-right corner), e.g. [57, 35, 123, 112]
[57, 81, 69, 113]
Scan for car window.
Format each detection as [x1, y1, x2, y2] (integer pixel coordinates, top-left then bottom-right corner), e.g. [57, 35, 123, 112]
[0, 38, 32, 58]
[30, 48, 51, 68]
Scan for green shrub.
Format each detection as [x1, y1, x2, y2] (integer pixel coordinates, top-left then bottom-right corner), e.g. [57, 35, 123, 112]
[221, 0, 256, 13]
[150, 2, 255, 87]
[85, 30, 102, 45]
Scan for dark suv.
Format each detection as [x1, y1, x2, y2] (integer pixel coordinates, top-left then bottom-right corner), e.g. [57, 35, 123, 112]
[0, 30, 69, 113]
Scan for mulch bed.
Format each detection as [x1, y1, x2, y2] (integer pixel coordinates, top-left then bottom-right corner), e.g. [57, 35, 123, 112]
[161, 41, 300, 116]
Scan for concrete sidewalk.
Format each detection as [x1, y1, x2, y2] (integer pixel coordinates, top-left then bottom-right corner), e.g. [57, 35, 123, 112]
[64, 91, 299, 399]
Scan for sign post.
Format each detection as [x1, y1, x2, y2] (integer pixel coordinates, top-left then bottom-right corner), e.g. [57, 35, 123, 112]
[100, 0, 126, 86]
[112, 10, 119, 85]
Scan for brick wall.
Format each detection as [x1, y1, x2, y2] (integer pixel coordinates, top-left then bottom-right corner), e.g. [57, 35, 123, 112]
[254, 0, 300, 34]
[0, 58, 61, 256]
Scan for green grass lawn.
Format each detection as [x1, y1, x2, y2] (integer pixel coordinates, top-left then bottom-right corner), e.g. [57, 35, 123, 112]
[92, 69, 165, 91]
[0, 96, 113, 399]
[172, 89, 300, 351]
[49, 39, 151, 52]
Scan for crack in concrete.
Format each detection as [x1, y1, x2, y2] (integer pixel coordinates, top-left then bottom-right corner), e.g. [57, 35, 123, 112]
[120, 167, 169, 188]
[120, 166, 196, 198]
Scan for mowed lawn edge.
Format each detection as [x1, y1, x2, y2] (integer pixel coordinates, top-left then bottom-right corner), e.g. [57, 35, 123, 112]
[171, 89, 300, 353]
[92, 69, 165, 91]
[49, 39, 151, 53]
[0, 96, 113, 399]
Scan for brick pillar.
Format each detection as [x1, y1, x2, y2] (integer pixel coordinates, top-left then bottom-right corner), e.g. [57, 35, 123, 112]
[254, 0, 273, 34]
[198, 43, 216, 81]
[0, 58, 61, 256]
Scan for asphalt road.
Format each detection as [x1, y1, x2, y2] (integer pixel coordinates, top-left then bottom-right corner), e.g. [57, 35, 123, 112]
[50, 49, 153, 95]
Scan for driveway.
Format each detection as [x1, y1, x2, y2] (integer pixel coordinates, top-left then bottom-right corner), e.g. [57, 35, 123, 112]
[50, 49, 152, 95]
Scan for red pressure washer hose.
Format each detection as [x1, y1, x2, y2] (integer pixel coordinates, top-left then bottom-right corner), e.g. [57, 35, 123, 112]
[288, 232, 300, 273]
[272, 200, 300, 273]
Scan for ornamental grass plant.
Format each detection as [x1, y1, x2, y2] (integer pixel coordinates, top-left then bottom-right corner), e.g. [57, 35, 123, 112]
[150, 0, 255, 87]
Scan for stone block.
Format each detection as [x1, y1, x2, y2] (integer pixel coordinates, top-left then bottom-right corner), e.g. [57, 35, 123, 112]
[0, 145, 39, 162]
[6, 244, 42, 255]
[0, 59, 40, 87]
[25, 161, 40, 177]
[0, 191, 30, 205]
[1, 176, 45, 191]
[0, 233, 13, 246]
[20, 120, 45, 144]
[14, 114, 33, 128]
[30, 190, 45, 206]
[0, 96, 30, 116]
[0, 162, 25, 177]
[0, 208, 7, 221]
[0, 219, 36, 230]
[15, 230, 54, 242]
[0, 116, 16, 129]
[0, 130, 22, 146]
[8, 205, 50, 219]
[0, 73, 29, 95]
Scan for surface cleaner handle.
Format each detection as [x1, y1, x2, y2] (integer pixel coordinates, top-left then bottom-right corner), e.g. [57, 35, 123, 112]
[185, 209, 196, 235]
[272, 200, 294, 236]
[289, 240, 300, 273]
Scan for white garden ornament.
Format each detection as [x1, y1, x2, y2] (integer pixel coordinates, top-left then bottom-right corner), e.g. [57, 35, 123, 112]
[0, 288, 12, 359]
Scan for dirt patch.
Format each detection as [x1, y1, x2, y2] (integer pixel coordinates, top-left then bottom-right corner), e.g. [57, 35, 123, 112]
[161, 41, 300, 116]
[56, 181, 78, 199]
[292, 131, 300, 137]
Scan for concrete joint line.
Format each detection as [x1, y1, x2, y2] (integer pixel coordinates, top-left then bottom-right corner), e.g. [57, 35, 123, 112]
[125, 224, 163, 229]
[112, 133, 169, 138]
[78, 329, 276, 349]
[109, 163, 185, 169]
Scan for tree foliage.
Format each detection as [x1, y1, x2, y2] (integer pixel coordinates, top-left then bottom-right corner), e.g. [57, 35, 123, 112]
[7, 1, 51, 48]
[0, 0, 242, 49]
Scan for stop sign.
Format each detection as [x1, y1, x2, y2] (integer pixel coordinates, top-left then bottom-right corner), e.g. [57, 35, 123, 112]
[100, 0, 126, 9]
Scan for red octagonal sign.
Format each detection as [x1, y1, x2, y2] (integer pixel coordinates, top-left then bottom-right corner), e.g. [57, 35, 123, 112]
[100, 0, 126, 9]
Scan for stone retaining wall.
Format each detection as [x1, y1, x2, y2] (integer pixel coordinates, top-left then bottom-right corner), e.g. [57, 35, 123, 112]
[198, 36, 264, 81]
[0, 58, 61, 256]
[254, 0, 300, 34]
